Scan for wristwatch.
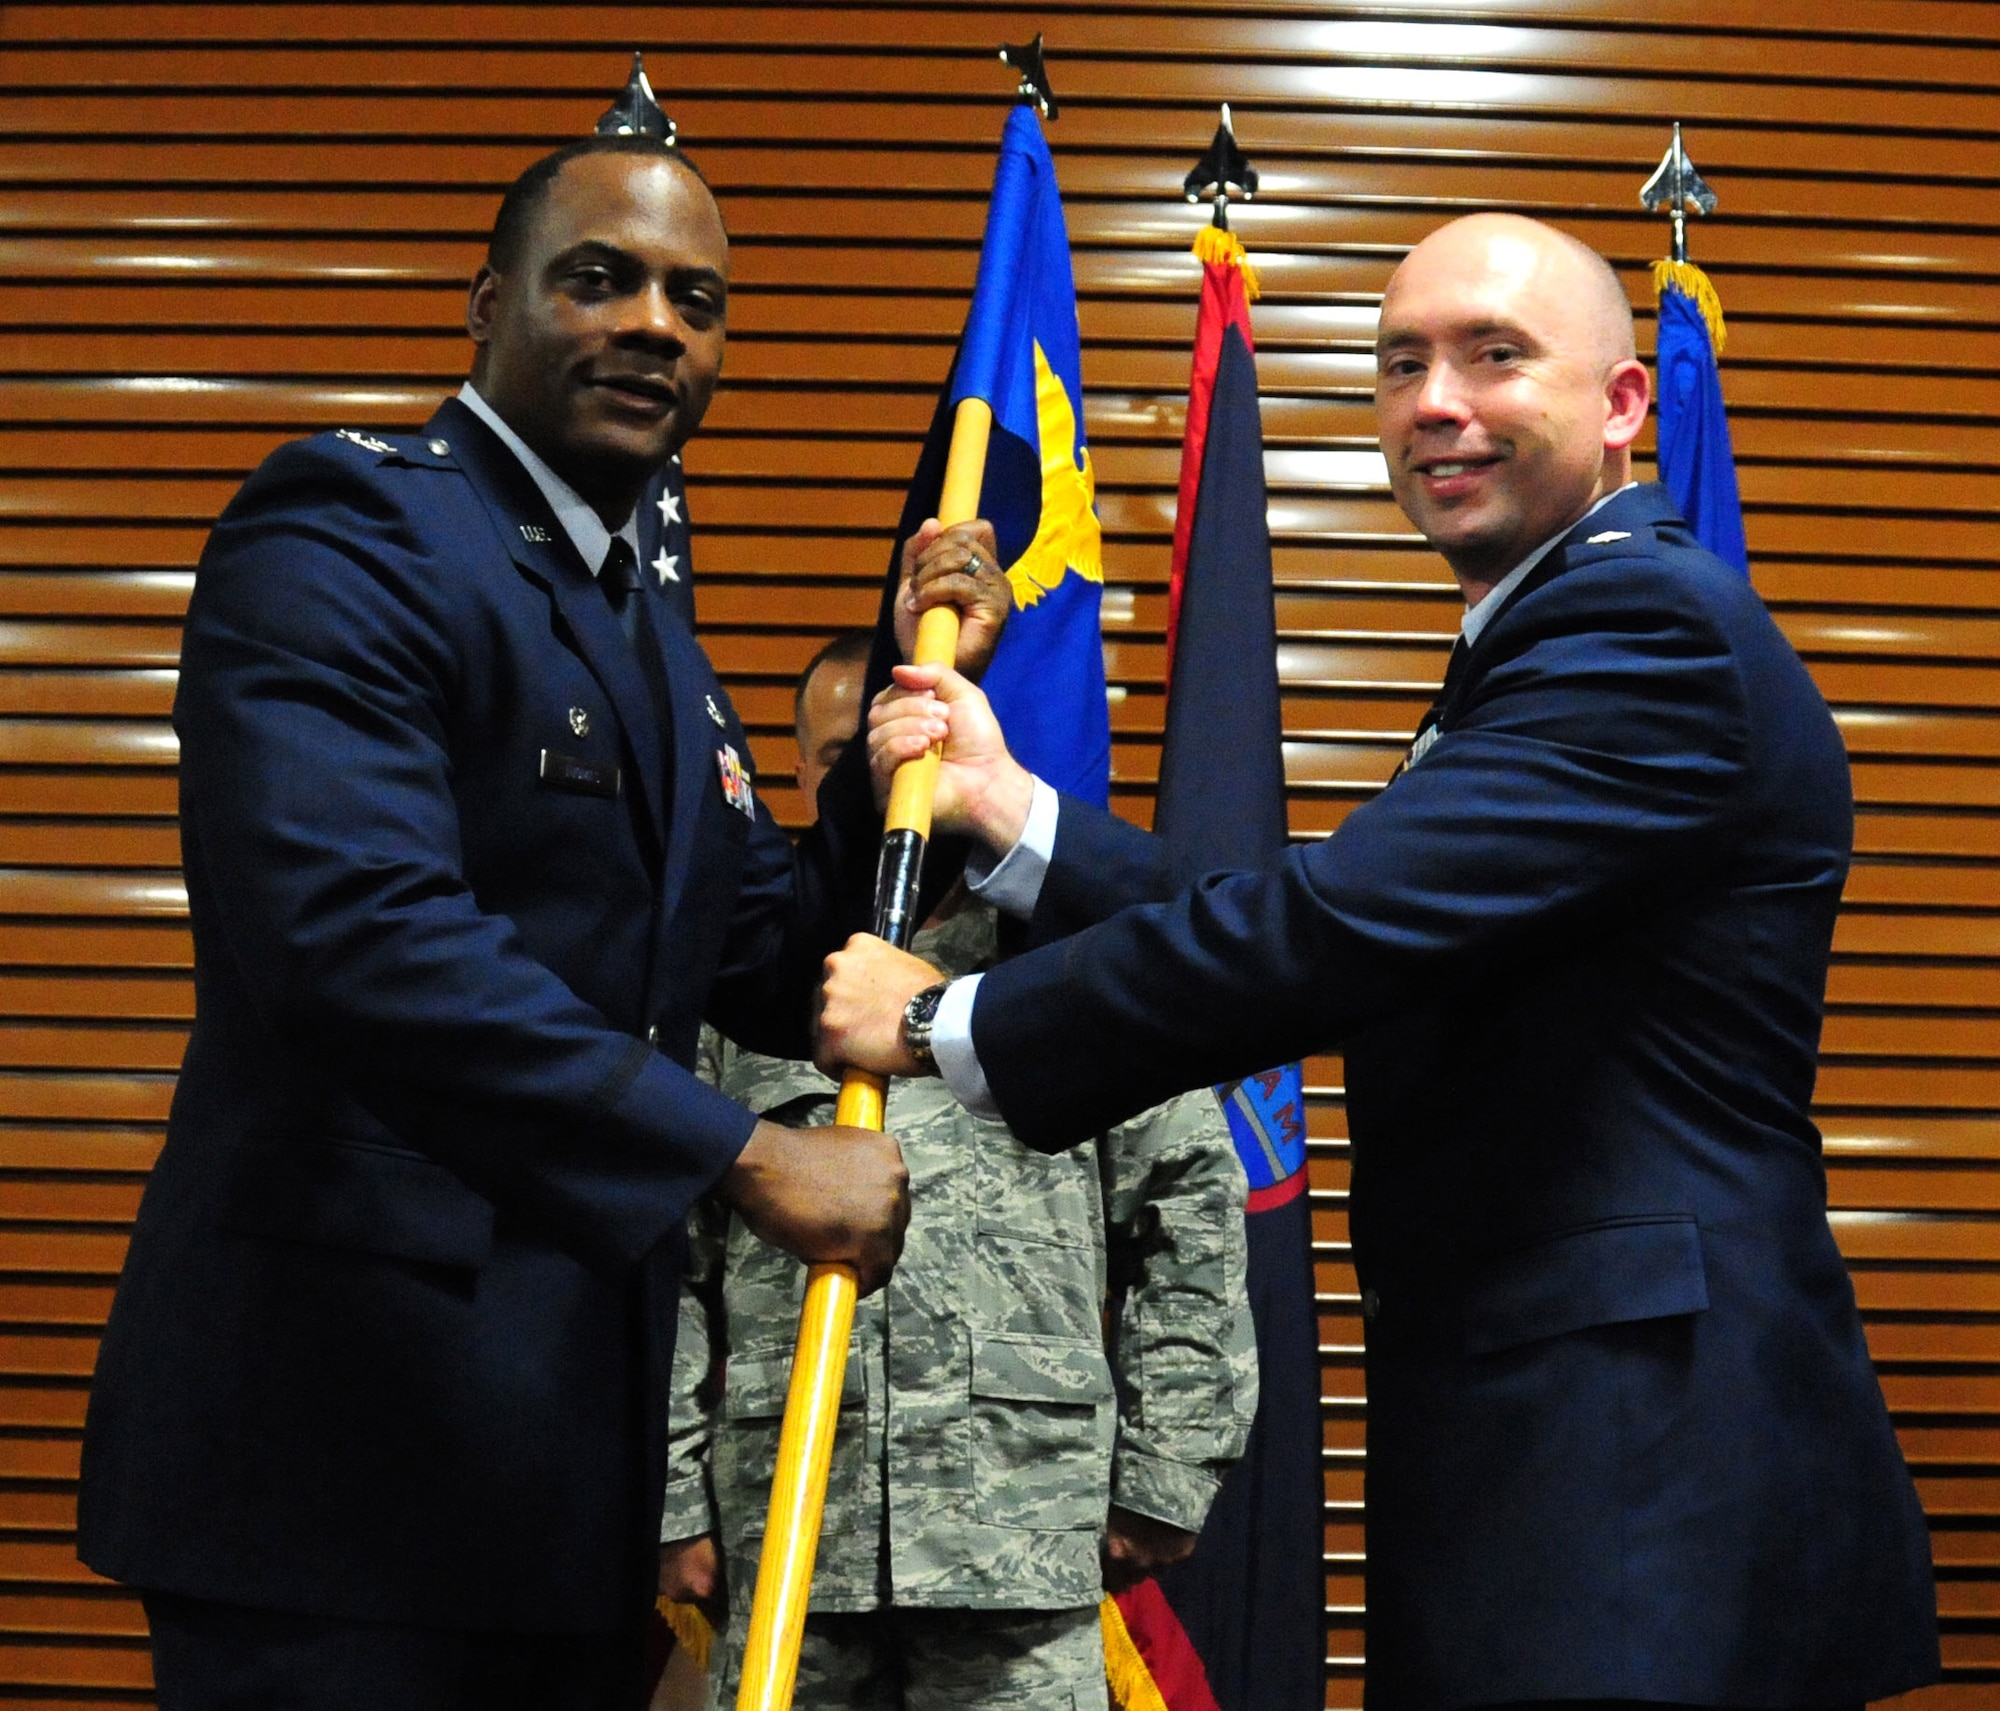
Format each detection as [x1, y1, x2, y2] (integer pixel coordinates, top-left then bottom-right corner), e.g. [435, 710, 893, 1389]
[901, 980, 951, 1071]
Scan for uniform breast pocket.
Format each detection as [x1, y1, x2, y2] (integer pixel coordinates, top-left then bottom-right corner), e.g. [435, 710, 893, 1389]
[716, 1344, 867, 1540]
[969, 1334, 1114, 1531]
[973, 1130, 1101, 1251]
[219, 1135, 496, 1274]
[1462, 1213, 1709, 1356]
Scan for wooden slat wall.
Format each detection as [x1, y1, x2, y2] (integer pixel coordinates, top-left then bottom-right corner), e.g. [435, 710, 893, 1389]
[3, 4, 1999, 1704]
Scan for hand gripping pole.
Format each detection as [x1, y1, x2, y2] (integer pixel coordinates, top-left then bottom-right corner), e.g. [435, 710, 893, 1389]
[733, 397, 994, 1711]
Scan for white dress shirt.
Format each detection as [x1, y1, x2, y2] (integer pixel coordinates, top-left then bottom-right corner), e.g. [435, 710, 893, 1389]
[457, 383, 642, 574]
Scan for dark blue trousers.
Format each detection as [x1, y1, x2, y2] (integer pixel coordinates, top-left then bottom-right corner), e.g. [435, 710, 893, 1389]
[143, 1591, 650, 1711]
[1492, 1702, 1863, 1710]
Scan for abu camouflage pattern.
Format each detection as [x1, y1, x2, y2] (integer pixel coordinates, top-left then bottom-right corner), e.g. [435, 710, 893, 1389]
[661, 901, 1257, 1614]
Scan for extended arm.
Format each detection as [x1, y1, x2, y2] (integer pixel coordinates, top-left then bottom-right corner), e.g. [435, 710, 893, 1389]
[826, 558, 1758, 1150]
[973, 560, 1754, 1149]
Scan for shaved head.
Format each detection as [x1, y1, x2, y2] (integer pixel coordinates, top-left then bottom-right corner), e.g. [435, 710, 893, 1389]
[1373, 214, 1650, 594]
[1389, 214, 1635, 369]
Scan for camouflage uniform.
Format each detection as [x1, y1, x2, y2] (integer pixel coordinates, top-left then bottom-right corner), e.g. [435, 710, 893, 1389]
[662, 901, 1257, 1709]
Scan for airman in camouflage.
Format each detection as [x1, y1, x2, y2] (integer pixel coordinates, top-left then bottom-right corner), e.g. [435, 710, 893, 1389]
[661, 896, 1257, 1710]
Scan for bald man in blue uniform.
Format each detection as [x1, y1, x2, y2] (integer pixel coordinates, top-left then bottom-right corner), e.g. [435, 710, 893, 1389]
[821, 215, 1939, 1710]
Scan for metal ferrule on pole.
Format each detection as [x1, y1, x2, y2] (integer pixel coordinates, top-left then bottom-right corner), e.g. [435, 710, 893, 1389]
[870, 828, 928, 954]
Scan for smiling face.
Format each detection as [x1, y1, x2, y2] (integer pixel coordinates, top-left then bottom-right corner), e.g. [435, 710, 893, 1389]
[466, 151, 727, 527]
[1374, 214, 1649, 596]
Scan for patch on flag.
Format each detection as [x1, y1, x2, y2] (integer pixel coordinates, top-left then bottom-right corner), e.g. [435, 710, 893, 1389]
[1217, 1063, 1307, 1191]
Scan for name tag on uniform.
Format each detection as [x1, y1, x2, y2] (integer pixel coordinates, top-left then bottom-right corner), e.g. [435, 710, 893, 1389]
[1405, 724, 1442, 771]
[716, 744, 755, 817]
[539, 748, 621, 799]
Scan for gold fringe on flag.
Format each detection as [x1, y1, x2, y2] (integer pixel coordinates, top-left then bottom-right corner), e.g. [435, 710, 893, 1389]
[1651, 258, 1726, 354]
[657, 1597, 716, 1673]
[1192, 222, 1261, 301]
[1100, 1595, 1173, 1711]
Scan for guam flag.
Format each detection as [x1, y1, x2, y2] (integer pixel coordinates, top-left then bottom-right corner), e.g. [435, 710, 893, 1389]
[866, 103, 1107, 805]
[1652, 259, 1748, 576]
[1102, 223, 1324, 1711]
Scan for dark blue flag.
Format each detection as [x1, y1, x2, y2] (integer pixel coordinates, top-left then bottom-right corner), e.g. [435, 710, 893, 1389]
[864, 104, 1106, 808]
[1112, 228, 1324, 1711]
[1653, 262, 1748, 576]
[639, 457, 696, 631]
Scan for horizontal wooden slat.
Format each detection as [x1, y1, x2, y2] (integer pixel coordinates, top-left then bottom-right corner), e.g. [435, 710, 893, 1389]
[7, 0, 2000, 1696]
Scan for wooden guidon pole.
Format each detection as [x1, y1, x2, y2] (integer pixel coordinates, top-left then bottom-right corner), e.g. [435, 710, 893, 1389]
[733, 396, 995, 1711]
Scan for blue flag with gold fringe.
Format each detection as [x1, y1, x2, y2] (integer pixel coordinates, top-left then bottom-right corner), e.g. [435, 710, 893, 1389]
[1652, 260, 1748, 577]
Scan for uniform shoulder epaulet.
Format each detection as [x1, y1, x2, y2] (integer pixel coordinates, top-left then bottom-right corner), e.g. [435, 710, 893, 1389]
[327, 428, 458, 469]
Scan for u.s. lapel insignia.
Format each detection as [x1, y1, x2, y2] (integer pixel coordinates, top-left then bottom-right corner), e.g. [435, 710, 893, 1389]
[715, 743, 756, 817]
[335, 429, 393, 454]
[1405, 723, 1442, 771]
[704, 694, 727, 729]
[519, 523, 553, 543]
[1585, 530, 1631, 545]
[568, 705, 591, 738]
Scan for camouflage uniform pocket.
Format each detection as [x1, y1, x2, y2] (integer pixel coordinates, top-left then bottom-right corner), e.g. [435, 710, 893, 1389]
[973, 1129, 1101, 1251]
[717, 1344, 868, 1540]
[968, 1335, 1114, 1530]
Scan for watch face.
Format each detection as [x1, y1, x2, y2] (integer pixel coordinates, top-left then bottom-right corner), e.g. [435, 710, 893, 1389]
[904, 981, 947, 1056]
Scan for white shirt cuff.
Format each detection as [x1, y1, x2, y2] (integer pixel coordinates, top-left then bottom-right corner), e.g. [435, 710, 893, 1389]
[964, 776, 1057, 920]
[930, 973, 1001, 1119]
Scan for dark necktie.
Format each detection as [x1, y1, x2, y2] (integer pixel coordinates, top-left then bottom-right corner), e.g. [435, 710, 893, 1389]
[1414, 633, 1470, 746]
[599, 536, 644, 643]
[600, 535, 675, 818]
[1396, 633, 1469, 780]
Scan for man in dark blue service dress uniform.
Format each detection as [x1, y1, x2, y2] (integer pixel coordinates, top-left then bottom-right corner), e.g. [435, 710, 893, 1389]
[820, 214, 1940, 1710]
[77, 132, 1009, 1711]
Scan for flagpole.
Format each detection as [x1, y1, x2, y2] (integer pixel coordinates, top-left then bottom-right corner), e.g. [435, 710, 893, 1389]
[732, 397, 991, 1711]
[737, 36, 1055, 1700]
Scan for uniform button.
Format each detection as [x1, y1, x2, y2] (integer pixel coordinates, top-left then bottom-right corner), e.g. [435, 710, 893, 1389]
[645, 1024, 659, 1045]
[1361, 1287, 1381, 1322]
[428, 438, 450, 456]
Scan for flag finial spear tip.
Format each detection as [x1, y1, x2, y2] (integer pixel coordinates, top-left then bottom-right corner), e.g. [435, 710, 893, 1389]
[1639, 120, 1716, 263]
[594, 50, 677, 144]
[1185, 107, 1258, 229]
[999, 34, 1059, 121]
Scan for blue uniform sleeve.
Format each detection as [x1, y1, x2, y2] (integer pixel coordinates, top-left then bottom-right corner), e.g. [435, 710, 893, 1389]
[971, 554, 1756, 1151]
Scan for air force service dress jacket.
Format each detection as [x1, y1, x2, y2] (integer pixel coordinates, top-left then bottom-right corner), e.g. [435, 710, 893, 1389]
[963, 484, 1939, 1708]
[78, 398, 879, 1634]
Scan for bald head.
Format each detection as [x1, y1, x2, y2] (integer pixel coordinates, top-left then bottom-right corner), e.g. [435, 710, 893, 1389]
[1390, 214, 1635, 367]
[1373, 214, 1650, 594]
